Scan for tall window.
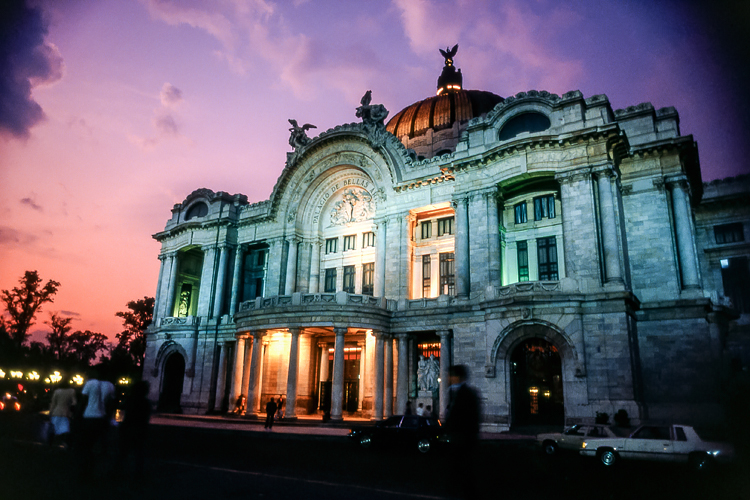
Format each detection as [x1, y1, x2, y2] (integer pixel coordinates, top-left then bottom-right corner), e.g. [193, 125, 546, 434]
[715, 223, 744, 244]
[421, 221, 432, 239]
[242, 248, 267, 302]
[721, 257, 750, 313]
[324, 268, 337, 292]
[514, 202, 528, 224]
[343, 235, 356, 251]
[534, 195, 555, 221]
[362, 263, 374, 296]
[422, 255, 431, 298]
[438, 217, 454, 236]
[343, 265, 355, 293]
[325, 238, 337, 254]
[537, 236, 558, 280]
[362, 231, 375, 248]
[439, 252, 455, 296]
[517, 241, 529, 282]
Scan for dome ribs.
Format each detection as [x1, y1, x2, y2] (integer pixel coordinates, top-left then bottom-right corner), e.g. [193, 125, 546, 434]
[433, 95, 452, 131]
[413, 98, 434, 137]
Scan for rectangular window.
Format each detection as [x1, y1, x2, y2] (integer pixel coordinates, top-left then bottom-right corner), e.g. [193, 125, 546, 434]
[714, 223, 744, 244]
[343, 235, 356, 251]
[439, 252, 455, 296]
[343, 265, 355, 293]
[325, 238, 337, 254]
[437, 217, 454, 236]
[514, 202, 527, 224]
[534, 195, 555, 221]
[362, 231, 375, 248]
[324, 268, 337, 293]
[537, 236, 559, 280]
[421, 221, 432, 239]
[721, 256, 750, 313]
[517, 241, 529, 282]
[362, 263, 374, 296]
[422, 255, 431, 298]
[242, 248, 267, 303]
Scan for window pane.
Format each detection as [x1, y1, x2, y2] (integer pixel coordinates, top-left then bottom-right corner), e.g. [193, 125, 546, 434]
[343, 265, 355, 293]
[538, 236, 558, 281]
[714, 223, 744, 244]
[324, 268, 336, 292]
[421, 221, 432, 239]
[514, 203, 527, 224]
[325, 238, 337, 254]
[422, 255, 431, 297]
[362, 263, 374, 296]
[517, 241, 529, 282]
[439, 252, 455, 295]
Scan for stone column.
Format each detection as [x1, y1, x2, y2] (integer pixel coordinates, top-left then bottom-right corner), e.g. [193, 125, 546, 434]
[317, 342, 329, 409]
[213, 244, 229, 318]
[384, 336, 394, 417]
[374, 219, 387, 297]
[241, 339, 252, 404]
[395, 334, 409, 414]
[153, 255, 167, 324]
[229, 335, 247, 411]
[330, 327, 347, 421]
[669, 177, 700, 288]
[285, 237, 298, 295]
[486, 189, 501, 284]
[453, 196, 470, 297]
[285, 327, 301, 419]
[229, 244, 244, 315]
[597, 169, 622, 284]
[373, 330, 385, 420]
[247, 330, 265, 415]
[213, 341, 229, 411]
[309, 240, 321, 293]
[357, 340, 366, 412]
[164, 252, 179, 318]
[438, 330, 451, 419]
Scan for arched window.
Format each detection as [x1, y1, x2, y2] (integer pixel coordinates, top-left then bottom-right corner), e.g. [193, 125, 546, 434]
[185, 202, 208, 220]
[499, 112, 551, 141]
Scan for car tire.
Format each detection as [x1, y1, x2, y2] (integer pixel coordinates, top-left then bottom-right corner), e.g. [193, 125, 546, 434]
[689, 452, 711, 471]
[597, 448, 617, 467]
[359, 435, 373, 448]
[542, 440, 558, 456]
[417, 438, 431, 454]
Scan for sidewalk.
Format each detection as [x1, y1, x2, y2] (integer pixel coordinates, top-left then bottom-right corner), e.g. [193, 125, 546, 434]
[152, 412, 538, 440]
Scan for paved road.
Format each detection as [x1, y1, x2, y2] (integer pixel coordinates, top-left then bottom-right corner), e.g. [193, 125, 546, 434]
[1, 413, 748, 500]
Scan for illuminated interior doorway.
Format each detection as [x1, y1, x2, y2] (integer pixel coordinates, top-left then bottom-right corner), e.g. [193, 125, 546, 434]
[319, 346, 361, 413]
[159, 352, 185, 413]
[511, 338, 563, 425]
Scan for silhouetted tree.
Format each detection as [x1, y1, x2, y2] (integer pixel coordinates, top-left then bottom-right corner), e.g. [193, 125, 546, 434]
[68, 330, 109, 365]
[114, 297, 154, 368]
[45, 313, 74, 362]
[1, 271, 60, 348]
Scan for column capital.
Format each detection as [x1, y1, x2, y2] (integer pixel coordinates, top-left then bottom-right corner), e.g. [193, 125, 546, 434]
[333, 326, 348, 337]
[370, 329, 387, 340]
[451, 195, 469, 207]
[394, 332, 411, 340]
[665, 174, 690, 191]
[234, 332, 250, 340]
[436, 329, 452, 340]
[250, 330, 266, 340]
[287, 326, 301, 336]
[555, 167, 593, 185]
[286, 235, 299, 244]
[591, 162, 617, 178]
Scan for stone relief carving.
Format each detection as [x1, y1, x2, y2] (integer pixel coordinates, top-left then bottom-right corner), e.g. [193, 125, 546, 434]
[330, 187, 375, 226]
[417, 354, 440, 391]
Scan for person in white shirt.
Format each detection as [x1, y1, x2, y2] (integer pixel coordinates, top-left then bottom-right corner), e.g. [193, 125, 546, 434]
[78, 369, 116, 477]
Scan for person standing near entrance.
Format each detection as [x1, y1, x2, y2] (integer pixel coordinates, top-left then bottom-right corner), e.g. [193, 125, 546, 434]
[264, 397, 277, 430]
[445, 364, 481, 499]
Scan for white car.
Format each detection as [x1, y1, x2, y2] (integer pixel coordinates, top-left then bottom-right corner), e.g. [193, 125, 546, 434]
[581, 424, 734, 469]
[537, 424, 622, 455]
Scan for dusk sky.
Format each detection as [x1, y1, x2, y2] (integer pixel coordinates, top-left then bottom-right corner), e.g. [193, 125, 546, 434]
[1, 0, 748, 345]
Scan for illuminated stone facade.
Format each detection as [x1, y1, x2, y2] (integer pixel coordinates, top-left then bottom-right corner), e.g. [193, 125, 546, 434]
[143, 59, 746, 430]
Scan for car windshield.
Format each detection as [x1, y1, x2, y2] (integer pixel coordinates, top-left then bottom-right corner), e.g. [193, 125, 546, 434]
[564, 425, 584, 435]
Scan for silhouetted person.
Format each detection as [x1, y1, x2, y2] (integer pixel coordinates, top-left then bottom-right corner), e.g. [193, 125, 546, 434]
[405, 400, 413, 415]
[445, 364, 480, 499]
[232, 394, 246, 415]
[78, 368, 116, 479]
[114, 381, 151, 480]
[49, 380, 77, 449]
[265, 397, 277, 430]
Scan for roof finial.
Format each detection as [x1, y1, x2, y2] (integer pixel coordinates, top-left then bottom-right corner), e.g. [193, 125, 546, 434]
[439, 44, 458, 67]
[437, 44, 462, 95]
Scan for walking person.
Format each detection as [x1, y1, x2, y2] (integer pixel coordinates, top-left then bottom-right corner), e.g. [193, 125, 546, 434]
[78, 368, 116, 479]
[264, 397, 277, 430]
[445, 365, 481, 499]
[48, 380, 77, 449]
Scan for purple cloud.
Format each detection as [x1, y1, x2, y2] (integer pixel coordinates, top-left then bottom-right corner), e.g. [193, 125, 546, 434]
[20, 196, 43, 211]
[0, 0, 64, 140]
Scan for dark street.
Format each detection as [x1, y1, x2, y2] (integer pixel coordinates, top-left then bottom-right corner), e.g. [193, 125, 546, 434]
[1, 413, 748, 500]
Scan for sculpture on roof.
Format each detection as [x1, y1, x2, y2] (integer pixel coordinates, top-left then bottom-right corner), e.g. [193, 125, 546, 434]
[439, 44, 458, 66]
[356, 90, 389, 147]
[288, 119, 317, 149]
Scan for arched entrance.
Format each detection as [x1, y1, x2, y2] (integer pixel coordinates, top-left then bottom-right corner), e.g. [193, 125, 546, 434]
[511, 338, 563, 426]
[159, 352, 185, 413]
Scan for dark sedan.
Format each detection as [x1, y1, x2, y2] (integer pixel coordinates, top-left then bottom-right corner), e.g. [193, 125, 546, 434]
[348, 414, 444, 453]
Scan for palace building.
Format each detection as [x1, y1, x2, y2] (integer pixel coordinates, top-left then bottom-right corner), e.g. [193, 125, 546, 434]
[143, 49, 748, 430]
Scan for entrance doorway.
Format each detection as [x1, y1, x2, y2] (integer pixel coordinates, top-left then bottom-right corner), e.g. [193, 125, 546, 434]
[511, 338, 563, 426]
[159, 352, 185, 412]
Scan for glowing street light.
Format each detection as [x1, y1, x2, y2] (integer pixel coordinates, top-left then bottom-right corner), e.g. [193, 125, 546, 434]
[71, 375, 84, 386]
[50, 371, 62, 384]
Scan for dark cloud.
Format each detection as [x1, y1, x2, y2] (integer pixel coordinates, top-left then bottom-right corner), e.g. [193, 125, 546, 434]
[20, 196, 42, 211]
[0, 226, 38, 246]
[155, 114, 179, 135]
[59, 310, 80, 317]
[0, 0, 64, 140]
[160, 83, 183, 107]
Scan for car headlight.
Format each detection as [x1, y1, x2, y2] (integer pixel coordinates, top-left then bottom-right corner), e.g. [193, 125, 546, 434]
[582, 442, 587, 449]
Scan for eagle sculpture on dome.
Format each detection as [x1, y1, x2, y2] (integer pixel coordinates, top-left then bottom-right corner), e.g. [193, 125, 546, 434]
[439, 44, 458, 67]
